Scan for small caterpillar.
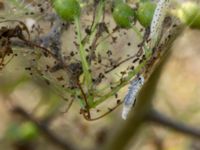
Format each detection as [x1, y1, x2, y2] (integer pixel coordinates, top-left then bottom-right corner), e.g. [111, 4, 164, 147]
[122, 75, 144, 120]
[148, 0, 170, 50]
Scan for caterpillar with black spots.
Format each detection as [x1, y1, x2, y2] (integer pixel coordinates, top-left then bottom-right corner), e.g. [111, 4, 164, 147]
[148, 0, 170, 50]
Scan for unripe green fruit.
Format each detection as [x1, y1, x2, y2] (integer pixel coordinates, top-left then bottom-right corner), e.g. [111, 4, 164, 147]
[53, 0, 81, 21]
[6, 122, 39, 142]
[112, 3, 135, 28]
[177, 2, 200, 29]
[19, 122, 39, 141]
[136, 1, 156, 27]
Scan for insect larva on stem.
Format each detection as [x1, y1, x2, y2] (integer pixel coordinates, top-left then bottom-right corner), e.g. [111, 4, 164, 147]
[148, 0, 170, 50]
[122, 75, 144, 120]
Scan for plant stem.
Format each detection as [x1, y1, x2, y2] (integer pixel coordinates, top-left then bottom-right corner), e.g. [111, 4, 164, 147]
[75, 17, 92, 89]
[148, 109, 200, 139]
[92, 58, 147, 107]
[100, 18, 184, 150]
[9, 104, 79, 150]
[86, 0, 105, 48]
[101, 46, 170, 150]
[90, 0, 105, 32]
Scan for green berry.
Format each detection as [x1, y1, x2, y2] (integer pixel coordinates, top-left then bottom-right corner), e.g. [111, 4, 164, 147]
[6, 122, 39, 142]
[53, 0, 81, 21]
[112, 3, 135, 28]
[177, 2, 200, 29]
[19, 122, 39, 141]
[136, 1, 156, 28]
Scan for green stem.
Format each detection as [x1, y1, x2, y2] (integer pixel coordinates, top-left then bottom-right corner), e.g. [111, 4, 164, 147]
[92, 57, 147, 107]
[132, 26, 153, 56]
[131, 25, 143, 40]
[75, 17, 92, 89]
[92, 47, 153, 107]
[93, 17, 184, 108]
[86, 0, 105, 46]
[91, 0, 105, 32]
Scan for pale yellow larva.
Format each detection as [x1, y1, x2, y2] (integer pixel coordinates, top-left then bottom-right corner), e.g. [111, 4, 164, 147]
[148, 0, 170, 50]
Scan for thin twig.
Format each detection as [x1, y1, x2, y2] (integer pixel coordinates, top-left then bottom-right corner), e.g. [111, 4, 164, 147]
[83, 101, 123, 121]
[104, 48, 143, 74]
[147, 109, 200, 139]
[9, 105, 79, 150]
[76, 80, 91, 119]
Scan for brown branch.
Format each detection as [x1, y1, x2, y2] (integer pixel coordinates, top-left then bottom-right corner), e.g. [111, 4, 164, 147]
[9, 105, 79, 150]
[104, 49, 142, 74]
[147, 109, 200, 139]
[83, 101, 123, 121]
[100, 53, 165, 150]
[100, 17, 184, 150]
[76, 80, 91, 119]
